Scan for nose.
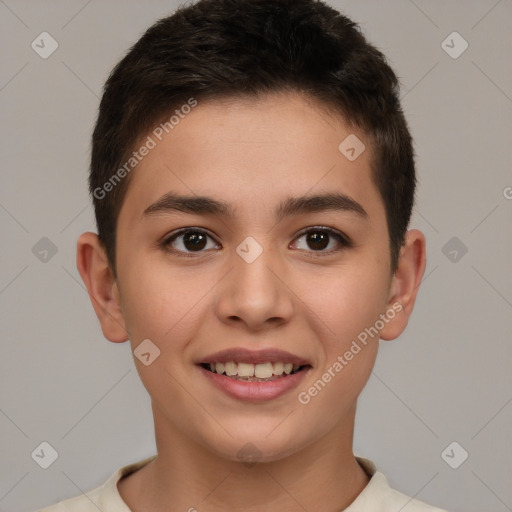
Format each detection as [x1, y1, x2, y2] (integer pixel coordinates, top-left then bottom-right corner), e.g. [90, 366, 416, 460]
[214, 239, 294, 331]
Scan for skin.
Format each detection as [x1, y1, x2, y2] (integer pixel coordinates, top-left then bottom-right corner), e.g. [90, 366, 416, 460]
[77, 91, 426, 512]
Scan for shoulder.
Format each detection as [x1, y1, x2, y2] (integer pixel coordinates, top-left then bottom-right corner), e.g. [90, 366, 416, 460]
[348, 458, 451, 512]
[383, 481, 450, 512]
[36, 491, 101, 512]
[35, 455, 157, 512]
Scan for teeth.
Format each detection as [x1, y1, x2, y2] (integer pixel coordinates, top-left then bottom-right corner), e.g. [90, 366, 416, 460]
[205, 361, 304, 378]
[254, 362, 273, 378]
[237, 362, 255, 377]
[225, 361, 237, 376]
[273, 362, 284, 375]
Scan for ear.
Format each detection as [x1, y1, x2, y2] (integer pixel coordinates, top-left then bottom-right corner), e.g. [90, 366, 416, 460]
[76, 232, 129, 343]
[379, 229, 427, 341]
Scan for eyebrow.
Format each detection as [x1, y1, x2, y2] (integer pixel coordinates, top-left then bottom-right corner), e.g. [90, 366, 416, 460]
[141, 191, 369, 222]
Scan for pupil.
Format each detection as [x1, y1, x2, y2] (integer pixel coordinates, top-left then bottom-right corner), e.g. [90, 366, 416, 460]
[308, 231, 329, 250]
[184, 232, 207, 251]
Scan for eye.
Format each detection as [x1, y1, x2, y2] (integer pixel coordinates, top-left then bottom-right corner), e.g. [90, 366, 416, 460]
[291, 226, 351, 255]
[161, 226, 352, 258]
[162, 228, 219, 256]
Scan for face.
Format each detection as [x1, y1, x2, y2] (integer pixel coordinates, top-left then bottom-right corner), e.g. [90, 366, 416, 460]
[109, 92, 400, 462]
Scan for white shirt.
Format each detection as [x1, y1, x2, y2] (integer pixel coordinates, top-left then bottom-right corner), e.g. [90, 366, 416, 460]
[36, 455, 450, 511]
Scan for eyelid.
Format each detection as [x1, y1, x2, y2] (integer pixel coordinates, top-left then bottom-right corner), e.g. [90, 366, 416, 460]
[164, 226, 217, 242]
[291, 225, 353, 251]
[294, 225, 351, 243]
[161, 227, 220, 254]
[161, 225, 352, 256]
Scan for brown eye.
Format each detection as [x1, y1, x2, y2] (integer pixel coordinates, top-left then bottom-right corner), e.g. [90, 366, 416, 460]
[305, 231, 330, 251]
[292, 227, 351, 254]
[181, 232, 207, 251]
[163, 229, 219, 255]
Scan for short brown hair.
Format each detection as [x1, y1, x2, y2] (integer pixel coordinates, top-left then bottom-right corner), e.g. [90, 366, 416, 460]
[90, 0, 416, 276]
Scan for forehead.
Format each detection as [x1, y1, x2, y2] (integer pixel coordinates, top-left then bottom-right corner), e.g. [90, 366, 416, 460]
[119, 91, 384, 227]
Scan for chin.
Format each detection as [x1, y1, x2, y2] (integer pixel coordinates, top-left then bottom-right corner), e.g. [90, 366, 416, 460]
[202, 425, 310, 465]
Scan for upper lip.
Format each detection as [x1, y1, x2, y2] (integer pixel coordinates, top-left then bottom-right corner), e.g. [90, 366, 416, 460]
[198, 348, 311, 366]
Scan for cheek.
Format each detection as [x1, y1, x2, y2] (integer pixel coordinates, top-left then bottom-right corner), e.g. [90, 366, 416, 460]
[117, 267, 206, 409]
[118, 262, 201, 342]
[301, 262, 390, 349]
[295, 266, 384, 415]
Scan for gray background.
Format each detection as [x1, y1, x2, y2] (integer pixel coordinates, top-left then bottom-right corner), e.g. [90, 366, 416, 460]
[1, 1, 511, 511]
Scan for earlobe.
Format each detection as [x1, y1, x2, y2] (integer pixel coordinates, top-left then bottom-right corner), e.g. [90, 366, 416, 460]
[380, 229, 427, 341]
[76, 232, 129, 343]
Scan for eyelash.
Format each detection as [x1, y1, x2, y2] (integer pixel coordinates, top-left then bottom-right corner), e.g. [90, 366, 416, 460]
[160, 226, 352, 258]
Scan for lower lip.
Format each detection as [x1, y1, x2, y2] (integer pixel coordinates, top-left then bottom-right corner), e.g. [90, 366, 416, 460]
[197, 365, 311, 402]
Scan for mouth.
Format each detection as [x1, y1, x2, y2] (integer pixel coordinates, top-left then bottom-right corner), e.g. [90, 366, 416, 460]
[196, 348, 312, 401]
[199, 361, 311, 382]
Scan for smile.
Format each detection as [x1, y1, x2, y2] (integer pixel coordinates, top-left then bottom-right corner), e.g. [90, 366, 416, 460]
[197, 357, 312, 401]
[200, 361, 309, 381]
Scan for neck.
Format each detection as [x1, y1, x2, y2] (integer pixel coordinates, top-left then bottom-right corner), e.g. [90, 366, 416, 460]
[118, 406, 369, 512]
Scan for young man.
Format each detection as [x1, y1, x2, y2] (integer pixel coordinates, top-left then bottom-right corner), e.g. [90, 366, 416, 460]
[39, 0, 449, 510]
